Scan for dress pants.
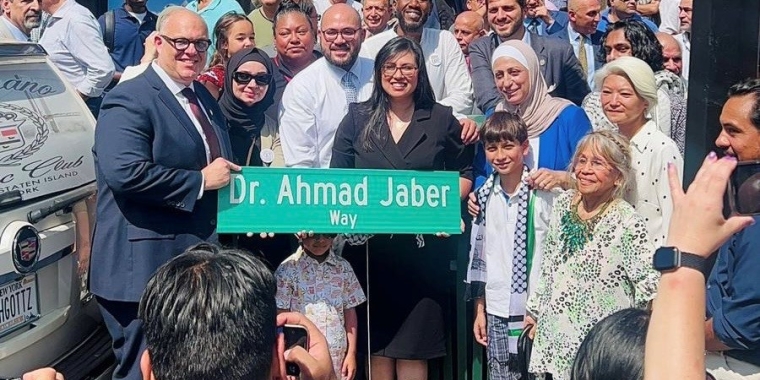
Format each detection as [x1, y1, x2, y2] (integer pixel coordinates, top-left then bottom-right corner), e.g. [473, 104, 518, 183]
[98, 297, 146, 380]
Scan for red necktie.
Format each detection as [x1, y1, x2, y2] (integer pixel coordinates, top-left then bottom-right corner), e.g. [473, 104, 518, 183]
[181, 87, 222, 161]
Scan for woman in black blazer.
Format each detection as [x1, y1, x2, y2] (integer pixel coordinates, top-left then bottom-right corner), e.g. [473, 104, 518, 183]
[331, 37, 474, 380]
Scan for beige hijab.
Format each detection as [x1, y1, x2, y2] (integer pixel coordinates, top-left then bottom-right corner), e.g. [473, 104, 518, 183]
[491, 40, 572, 138]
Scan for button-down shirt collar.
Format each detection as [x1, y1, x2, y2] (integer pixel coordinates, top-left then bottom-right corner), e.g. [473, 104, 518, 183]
[630, 119, 658, 154]
[293, 246, 340, 268]
[0, 16, 29, 41]
[151, 61, 195, 95]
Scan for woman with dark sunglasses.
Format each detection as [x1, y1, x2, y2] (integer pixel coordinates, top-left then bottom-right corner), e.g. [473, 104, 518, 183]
[218, 47, 292, 267]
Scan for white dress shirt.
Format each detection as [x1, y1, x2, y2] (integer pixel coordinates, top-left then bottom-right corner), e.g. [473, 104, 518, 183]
[360, 28, 474, 117]
[278, 56, 374, 168]
[567, 26, 596, 88]
[38, 0, 114, 97]
[657, 0, 680, 34]
[627, 120, 683, 247]
[483, 179, 554, 320]
[676, 32, 690, 82]
[0, 16, 30, 41]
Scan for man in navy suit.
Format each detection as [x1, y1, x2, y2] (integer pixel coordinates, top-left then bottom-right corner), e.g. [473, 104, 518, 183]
[550, 0, 605, 87]
[90, 6, 238, 380]
[469, 0, 589, 113]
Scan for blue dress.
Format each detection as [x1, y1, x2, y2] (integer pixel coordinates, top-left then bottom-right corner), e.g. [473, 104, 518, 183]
[474, 105, 591, 189]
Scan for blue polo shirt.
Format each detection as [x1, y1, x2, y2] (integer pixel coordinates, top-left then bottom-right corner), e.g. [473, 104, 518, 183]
[98, 7, 158, 72]
[707, 217, 760, 367]
[596, 9, 658, 33]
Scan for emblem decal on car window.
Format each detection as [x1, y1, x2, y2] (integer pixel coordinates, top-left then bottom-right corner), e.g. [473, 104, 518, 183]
[0, 103, 48, 167]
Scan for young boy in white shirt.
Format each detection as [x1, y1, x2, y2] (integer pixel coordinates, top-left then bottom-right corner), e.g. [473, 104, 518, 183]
[465, 111, 555, 380]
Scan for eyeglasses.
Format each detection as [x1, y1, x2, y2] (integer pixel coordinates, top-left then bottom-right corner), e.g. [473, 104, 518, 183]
[160, 35, 212, 52]
[320, 28, 361, 42]
[381, 63, 418, 77]
[575, 157, 611, 172]
[233, 71, 272, 86]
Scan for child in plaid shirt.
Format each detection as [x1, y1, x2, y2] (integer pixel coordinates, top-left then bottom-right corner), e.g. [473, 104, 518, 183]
[275, 233, 366, 380]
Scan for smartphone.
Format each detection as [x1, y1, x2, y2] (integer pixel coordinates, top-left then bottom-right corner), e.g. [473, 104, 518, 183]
[282, 324, 309, 377]
[728, 160, 760, 216]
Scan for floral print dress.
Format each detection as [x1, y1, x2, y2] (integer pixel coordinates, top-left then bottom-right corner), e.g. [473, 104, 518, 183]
[526, 190, 660, 380]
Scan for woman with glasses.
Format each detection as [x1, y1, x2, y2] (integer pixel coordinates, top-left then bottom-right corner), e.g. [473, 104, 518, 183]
[331, 36, 474, 380]
[524, 130, 660, 380]
[198, 13, 255, 99]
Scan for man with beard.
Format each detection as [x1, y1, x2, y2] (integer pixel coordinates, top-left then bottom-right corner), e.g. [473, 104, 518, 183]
[469, 0, 589, 112]
[0, 0, 40, 40]
[359, 0, 477, 124]
[98, 0, 158, 84]
[279, 3, 374, 168]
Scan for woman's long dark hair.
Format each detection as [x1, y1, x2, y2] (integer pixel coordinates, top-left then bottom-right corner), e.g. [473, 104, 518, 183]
[571, 308, 650, 380]
[598, 19, 665, 72]
[361, 37, 437, 152]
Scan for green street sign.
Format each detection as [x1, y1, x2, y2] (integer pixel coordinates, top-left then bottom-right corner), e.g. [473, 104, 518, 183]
[217, 167, 462, 234]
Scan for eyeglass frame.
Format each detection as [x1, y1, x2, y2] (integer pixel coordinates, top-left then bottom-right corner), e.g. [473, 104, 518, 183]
[381, 63, 419, 78]
[159, 35, 212, 53]
[320, 27, 362, 42]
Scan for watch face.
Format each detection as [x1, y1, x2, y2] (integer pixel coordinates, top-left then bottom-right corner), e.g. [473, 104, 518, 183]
[653, 248, 679, 271]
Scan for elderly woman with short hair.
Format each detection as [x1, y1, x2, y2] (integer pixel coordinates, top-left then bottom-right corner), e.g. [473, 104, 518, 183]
[524, 130, 661, 380]
[595, 56, 683, 247]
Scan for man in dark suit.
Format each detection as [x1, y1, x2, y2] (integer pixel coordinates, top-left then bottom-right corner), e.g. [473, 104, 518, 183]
[470, 0, 589, 114]
[550, 0, 605, 87]
[90, 6, 238, 380]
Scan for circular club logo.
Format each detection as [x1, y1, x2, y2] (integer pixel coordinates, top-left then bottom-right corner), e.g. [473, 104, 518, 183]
[0, 102, 49, 167]
[13, 225, 40, 273]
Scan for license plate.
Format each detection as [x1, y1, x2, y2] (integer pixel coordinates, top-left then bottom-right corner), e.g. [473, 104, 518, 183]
[0, 274, 39, 337]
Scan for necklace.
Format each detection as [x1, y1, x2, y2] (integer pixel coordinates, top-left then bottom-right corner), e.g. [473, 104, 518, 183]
[560, 197, 614, 257]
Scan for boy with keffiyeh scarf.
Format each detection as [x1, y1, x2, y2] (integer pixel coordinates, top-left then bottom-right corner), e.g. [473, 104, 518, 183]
[465, 112, 555, 380]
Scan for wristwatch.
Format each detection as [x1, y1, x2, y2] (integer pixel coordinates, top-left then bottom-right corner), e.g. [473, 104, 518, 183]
[652, 246, 708, 274]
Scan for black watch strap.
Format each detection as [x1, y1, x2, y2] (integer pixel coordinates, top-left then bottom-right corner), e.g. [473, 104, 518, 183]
[680, 251, 708, 273]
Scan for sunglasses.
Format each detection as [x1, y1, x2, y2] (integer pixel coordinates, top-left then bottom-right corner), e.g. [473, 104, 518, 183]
[233, 71, 272, 86]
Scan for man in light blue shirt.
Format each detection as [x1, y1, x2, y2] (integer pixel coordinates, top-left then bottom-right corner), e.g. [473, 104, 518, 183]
[185, 0, 243, 60]
[596, 0, 657, 33]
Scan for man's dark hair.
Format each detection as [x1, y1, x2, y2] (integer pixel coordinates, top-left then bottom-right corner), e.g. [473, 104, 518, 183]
[484, 0, 527, 10]
[481, 111, 529, 145]
[570, 308, 650, 380]
[273, 0, 315, 32]
[599, 19, 664, 72]
[138, 243, 277, 380]
[727, 78, 760, 130]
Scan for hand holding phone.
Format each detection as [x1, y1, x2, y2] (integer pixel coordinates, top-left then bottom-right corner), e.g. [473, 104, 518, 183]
[282, 324, 309, 376]
[275, 312, 337, 380]
[728, 160, 760, 215]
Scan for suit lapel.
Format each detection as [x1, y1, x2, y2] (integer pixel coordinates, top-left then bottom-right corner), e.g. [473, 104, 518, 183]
[194, 83, 234, 160]
[396, 108, 430, 159]
[144, 67, 207, 166]
[370, 123, 404, 170]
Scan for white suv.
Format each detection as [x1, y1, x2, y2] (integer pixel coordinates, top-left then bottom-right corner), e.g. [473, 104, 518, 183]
[0, 43, 111, 379]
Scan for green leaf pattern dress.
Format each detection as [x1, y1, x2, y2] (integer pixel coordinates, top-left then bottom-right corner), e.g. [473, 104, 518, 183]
[526, 190, 661, 379]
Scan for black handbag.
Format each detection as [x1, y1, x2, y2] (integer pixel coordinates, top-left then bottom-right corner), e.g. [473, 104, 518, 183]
[517, 325, 552, 380]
